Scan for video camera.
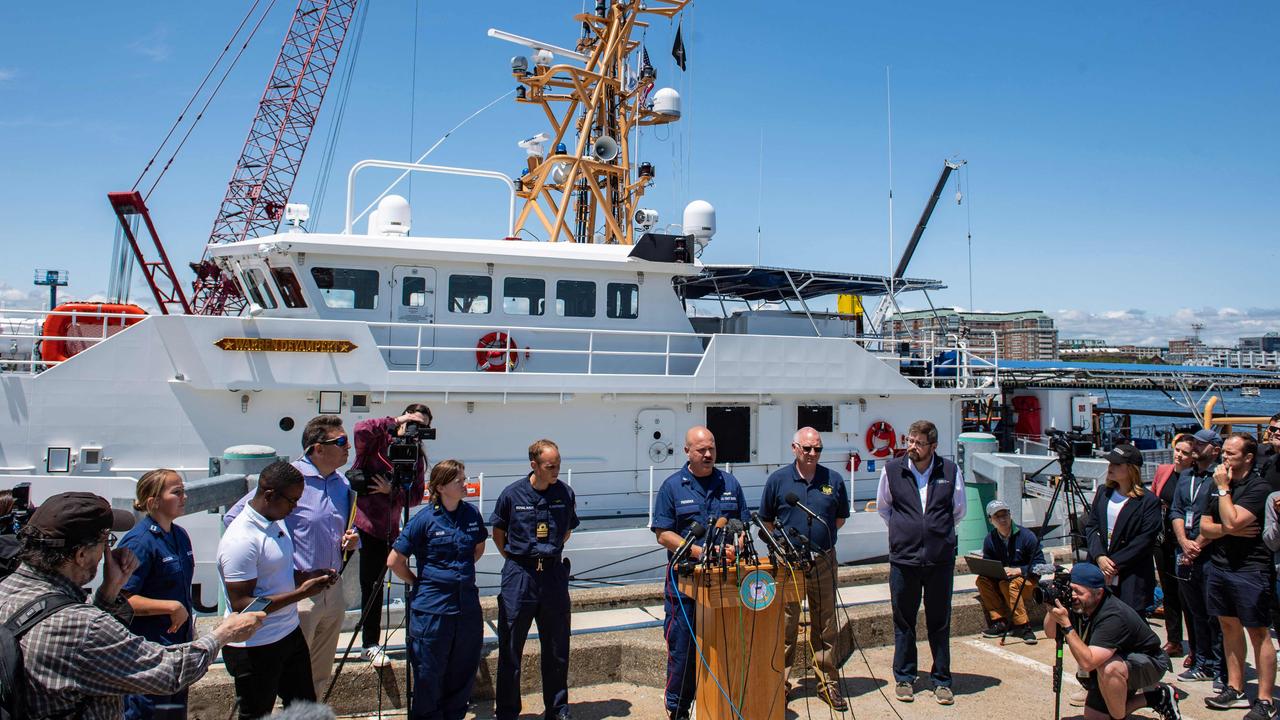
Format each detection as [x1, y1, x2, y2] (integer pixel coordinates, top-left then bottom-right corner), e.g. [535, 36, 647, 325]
[0, 483, 33, 535]
[350, 420, 437, 495]
[1033, 565, 1074, 606]
[1045, 428, 1093, 460]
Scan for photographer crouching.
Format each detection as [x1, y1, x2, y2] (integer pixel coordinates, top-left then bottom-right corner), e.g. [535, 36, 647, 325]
[1043, 563, 1180, 720]
[350, 404, 431, 666]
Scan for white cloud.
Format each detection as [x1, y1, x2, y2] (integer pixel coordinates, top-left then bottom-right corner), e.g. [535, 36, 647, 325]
[0, 69, 16, 82]
[1052, 306, 1280, 347]
[128, 28, 171, 63]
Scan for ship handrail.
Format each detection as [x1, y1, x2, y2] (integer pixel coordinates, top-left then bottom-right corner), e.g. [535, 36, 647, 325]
[344, 159, 517, 236]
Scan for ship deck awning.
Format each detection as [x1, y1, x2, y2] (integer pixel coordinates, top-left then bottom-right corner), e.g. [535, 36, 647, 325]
[991, 359, 1278, 387]
[677, 265, 945, 302]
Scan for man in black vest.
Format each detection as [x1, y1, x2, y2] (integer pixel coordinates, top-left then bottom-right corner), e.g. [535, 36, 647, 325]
[875, 419, 966, 705]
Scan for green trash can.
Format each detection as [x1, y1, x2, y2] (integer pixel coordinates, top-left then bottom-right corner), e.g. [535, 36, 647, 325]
[956, 432, 999, 555]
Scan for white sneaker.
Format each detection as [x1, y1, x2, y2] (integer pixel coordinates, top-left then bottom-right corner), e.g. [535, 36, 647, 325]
[362, 645, 391, 668]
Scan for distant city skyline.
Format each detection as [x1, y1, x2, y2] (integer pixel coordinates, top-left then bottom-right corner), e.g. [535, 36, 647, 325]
[0, 2, 1276, 343]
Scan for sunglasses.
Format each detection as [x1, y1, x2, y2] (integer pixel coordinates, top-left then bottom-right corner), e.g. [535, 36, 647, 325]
[795, 444, 823, 454]
[1268, 426, 1280, 435]
[315, 435, 349, 449]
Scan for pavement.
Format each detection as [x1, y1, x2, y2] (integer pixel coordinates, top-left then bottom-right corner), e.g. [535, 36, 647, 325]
[336, 616, 1240, 720]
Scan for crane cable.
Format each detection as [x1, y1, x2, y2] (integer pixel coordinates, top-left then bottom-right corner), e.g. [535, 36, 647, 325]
[131, 0, 270, 193]
[140, 0, 282, 201]
[306, 0, 372, 222]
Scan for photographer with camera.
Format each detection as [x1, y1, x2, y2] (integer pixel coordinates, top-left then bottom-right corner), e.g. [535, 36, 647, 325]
[1043, 563, 1180, 720]
[1082, 444, 1162, 613]
[350, 404, 431, 667]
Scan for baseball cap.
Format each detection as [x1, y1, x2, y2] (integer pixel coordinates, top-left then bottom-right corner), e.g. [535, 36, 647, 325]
[1193, 428, 1223, 446]
[985, 499, 1011, 517]
[26, 492, 135, 547]
[1103, 444, 1144, 467]
[1070, 563, 1106, 590]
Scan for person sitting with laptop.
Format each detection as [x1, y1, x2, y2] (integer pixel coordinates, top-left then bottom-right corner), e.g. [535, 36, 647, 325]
[976, 499, 1046, 643]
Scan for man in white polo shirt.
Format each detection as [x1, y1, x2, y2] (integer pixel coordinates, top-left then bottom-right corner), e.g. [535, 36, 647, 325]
[218, 462, 338, 720]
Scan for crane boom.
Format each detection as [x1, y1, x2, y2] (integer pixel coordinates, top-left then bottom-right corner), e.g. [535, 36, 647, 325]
[191, 0, 359, 316]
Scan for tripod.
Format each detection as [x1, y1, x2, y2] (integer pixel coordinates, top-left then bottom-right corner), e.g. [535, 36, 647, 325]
[1030, 447, 1091, 718]
[325, 491, 415, 713]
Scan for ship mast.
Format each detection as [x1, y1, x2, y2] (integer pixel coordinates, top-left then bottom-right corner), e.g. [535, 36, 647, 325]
[505, 0, 688, 244]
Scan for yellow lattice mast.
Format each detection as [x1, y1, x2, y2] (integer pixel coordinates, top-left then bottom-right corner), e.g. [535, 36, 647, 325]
[504, 0, 688, 244]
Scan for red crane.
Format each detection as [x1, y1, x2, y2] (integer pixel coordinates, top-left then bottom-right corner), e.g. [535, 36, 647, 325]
[110, 0, 359, 316]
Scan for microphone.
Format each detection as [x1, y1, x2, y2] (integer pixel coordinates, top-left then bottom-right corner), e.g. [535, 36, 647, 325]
[1031, 563, 1059, 579]
[784, 491, 825, 525]
[750, 511, 787, 560]
[669, 521, 707, 567]
[723, 518, 745, 566]
[705, 517, 728, 566]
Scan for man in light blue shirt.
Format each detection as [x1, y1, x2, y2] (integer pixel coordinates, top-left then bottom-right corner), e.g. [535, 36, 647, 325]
[225, 415, 359, 697]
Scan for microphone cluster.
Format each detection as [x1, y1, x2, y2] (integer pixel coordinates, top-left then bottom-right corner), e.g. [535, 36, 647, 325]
[669, 493, 825, 574]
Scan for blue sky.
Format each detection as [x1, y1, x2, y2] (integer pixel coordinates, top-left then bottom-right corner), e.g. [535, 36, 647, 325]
[1, 1, 1277, 345]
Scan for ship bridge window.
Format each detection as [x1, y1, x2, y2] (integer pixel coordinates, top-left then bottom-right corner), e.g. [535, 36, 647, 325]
[606, 282, 639, 319]
[706, 406, 751, 463]
[310, 267, 379, 310]
[241, 268, 278, 310]
[503, 277, 545, 316]
[556, 280, 596, 318]
[268, 265, 307, 309]
[797, 405, 834, 433]
[448, 274, 491, 314]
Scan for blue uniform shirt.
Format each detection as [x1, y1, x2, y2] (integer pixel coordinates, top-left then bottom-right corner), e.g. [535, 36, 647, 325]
[118, 515, 195, 644]
[489, 477, 580, 559]
[758, 463, 850, 553]
[650, 464, 749, 555]
[393, 501, 488, 615]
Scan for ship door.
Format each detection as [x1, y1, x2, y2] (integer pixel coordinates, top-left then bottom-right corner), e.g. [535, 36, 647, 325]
[636, 408, 678, 490]
[388, 266, 437, 368]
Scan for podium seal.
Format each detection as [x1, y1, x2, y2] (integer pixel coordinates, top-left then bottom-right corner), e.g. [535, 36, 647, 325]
[739, 569, 777, 611]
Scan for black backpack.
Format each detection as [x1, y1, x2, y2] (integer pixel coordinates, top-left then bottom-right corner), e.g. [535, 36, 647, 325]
[0, 593, 78, 720]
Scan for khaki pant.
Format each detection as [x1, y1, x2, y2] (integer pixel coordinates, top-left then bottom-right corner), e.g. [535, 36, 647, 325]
[975, 574, 1031, 626]
[783, 551, 840, 692]
[298, 574, 346, 698]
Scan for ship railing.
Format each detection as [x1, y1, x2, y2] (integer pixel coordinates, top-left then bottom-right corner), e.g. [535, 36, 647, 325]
[0, 307, 142, 374]
[368, 320, 712, 376]
[873, 330, 1000, 389]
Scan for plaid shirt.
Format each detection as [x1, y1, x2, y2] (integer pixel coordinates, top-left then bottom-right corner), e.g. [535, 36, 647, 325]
[0, 564, 221, 720]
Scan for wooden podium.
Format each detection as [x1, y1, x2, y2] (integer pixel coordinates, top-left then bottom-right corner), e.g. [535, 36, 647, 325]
[677, 559, 805, 720]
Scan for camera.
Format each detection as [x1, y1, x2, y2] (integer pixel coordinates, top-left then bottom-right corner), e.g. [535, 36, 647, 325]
[0, 482, 33, 535]
[387, 421, 435, 487]
[1045, 428, 1093, 459]
[1033, 566, 1075, 606]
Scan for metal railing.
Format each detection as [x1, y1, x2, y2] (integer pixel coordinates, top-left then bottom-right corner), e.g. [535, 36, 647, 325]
[0, 307, 145, 373]
[369, 319, 1000, 387]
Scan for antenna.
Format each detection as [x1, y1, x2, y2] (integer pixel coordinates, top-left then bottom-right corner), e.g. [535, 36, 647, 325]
[756, 127, 764, 265]
[885, 66, 895, 301]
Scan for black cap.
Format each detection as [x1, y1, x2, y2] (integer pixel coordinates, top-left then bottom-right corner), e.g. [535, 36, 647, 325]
[26, 492, 135, 547]
[1103, 444, 1144, 468]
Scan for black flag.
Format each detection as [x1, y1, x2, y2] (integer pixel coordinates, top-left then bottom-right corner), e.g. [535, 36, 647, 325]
[672, 21, 687, 71]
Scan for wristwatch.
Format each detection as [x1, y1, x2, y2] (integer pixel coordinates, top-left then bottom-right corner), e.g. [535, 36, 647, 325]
[1061, 624, 1074, 635]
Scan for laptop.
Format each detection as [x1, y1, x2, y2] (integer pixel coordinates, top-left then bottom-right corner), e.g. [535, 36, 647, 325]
[963, 554, 1010, 580]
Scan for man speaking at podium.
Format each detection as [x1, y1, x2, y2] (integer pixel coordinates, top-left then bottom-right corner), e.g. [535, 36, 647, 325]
[651, 426, 749, 720]
[759, 426, 851, 711]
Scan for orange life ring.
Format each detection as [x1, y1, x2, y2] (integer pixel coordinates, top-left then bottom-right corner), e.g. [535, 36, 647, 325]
[865, 420, 897, 459]
[40, 303, 147, 363]
[475, 331, 520, 372]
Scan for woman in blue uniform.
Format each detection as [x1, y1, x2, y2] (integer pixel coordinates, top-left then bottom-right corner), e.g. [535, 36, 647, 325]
[118, 468, 196, 720]
[389, 459, 488, 720]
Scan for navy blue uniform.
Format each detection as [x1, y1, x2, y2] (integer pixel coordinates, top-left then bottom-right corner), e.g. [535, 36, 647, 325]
[118, 515, 194, 720]
[394, 501, 488, 720]
[758, 464, 850, 552]
[490, 477, 579, 720]
[650, 464, 749, 718]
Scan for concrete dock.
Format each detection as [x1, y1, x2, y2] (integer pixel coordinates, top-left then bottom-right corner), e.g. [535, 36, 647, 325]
[186, 553, 1258, 719]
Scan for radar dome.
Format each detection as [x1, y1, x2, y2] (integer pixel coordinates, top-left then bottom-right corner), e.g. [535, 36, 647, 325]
[682, 200, 716, 254]
[368, 195, 411, 237]
[652, 88, 681, 118]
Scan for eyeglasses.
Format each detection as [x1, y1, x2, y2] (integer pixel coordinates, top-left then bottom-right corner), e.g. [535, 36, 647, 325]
[315, 435, 348, 449]
[795, 444, 823, 454]
[906, 437, 935, 447]
[100, 532, 118, 548]
[273, 490, 302, 508]
[1268, 426, 1280, 435]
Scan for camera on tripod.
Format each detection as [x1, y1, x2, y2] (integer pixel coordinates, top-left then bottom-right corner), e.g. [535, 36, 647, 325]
[387, 421, 434, 487]
[1033, 565, 1075, 606]
[1045, 428, 1093, 460]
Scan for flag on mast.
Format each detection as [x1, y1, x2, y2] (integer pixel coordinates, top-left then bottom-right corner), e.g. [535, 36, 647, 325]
[672, 21, 687, 71]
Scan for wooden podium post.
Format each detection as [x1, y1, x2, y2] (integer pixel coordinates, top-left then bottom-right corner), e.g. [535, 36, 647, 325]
[677, 559, 805, 720]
